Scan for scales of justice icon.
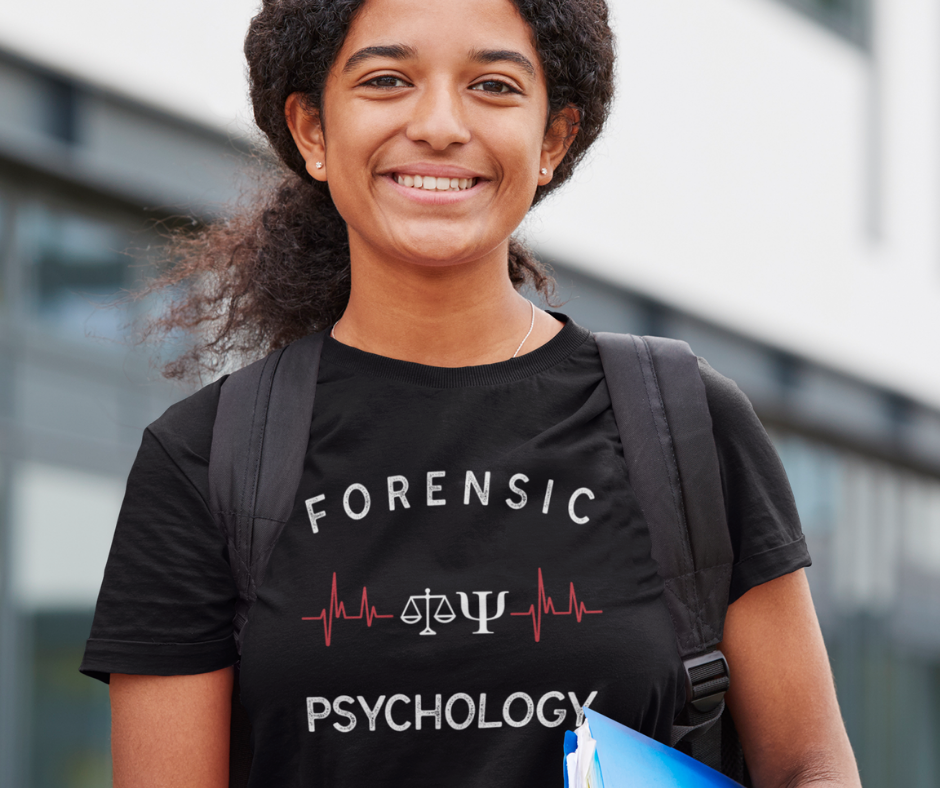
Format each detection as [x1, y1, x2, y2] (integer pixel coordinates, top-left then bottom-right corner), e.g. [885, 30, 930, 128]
[400, 588, 457, 635]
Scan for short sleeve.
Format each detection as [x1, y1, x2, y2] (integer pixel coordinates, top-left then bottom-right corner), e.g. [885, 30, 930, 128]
[80, 379, 239, 683]
[698, 358, 811, 603]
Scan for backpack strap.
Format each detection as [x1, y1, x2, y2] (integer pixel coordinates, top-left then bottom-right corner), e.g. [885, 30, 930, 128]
[208, 329, 327, 654]
[208, 330, 327, 788]
[595, 333, 734, 770]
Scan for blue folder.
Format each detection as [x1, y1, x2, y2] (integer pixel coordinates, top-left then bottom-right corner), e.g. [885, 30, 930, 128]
[564, 707, 742, 787]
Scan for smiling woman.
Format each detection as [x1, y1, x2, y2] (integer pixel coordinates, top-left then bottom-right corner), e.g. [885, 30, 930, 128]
[79, 1, 861, 787]
[134, 0, 613, 376]
[279, 0, 582, 357]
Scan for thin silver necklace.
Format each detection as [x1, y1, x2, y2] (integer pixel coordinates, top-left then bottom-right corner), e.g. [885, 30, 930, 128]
[331, 299, 536, 360]
[511, 299, 536, 358]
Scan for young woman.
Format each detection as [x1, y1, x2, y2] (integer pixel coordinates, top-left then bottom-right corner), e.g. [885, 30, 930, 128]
[81, 0, 862, 786]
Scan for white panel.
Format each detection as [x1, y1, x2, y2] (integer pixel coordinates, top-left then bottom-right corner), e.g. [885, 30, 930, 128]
[10, 461, 124, 609]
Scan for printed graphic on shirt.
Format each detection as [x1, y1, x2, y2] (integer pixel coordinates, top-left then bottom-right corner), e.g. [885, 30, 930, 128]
[303, 469, 597, 534]
[300, 569, 603, 645]
[299, 467, 605, 647]
[292, 464, 613, 739]
[300, 573, 394, 646]
[305, 688, 599, 733]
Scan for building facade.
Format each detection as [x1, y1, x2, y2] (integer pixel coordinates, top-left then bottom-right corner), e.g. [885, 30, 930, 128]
[0, 0, 938, 785]
[0, 48, 250, 786]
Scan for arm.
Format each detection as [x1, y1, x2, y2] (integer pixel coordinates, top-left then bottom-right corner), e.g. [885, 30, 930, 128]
[720, 570, 860, 788]
[110, 667, 233, 788]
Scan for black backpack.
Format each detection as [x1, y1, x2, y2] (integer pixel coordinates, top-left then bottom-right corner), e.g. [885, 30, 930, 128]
[208, 329, 744, 786]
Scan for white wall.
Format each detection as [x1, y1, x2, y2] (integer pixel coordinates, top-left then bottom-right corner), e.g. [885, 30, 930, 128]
[528, 0, 940, 408]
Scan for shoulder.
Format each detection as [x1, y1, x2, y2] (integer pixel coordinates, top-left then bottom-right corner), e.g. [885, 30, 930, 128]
[694, 356, 809, 600]
[82, 377, 240, 682]
[696, 357, 758, 428]
[146, 376, 227, 461]
[694, 354, 781, 478]
[696, 356, 777, 463]
[134, 376, 228, 505]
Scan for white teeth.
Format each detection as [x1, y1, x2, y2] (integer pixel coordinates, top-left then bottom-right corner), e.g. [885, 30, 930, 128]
[394, 174, 477, 191]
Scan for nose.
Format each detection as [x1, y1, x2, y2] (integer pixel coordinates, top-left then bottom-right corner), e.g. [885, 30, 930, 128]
[406, 80, 472, 150]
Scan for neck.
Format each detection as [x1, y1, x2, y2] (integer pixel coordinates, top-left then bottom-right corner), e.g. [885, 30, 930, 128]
[335, 239, 560, 366]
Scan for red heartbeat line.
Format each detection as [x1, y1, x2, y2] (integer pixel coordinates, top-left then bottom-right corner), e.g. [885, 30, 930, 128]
[510, 567, 603, 642]
[301, 572, 393, 646]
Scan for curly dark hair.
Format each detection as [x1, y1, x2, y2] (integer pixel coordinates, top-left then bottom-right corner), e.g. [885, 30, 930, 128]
[148, 0, 615, 379]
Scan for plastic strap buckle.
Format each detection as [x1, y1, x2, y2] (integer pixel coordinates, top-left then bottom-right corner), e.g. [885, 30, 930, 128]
[683, 650, 730, 713]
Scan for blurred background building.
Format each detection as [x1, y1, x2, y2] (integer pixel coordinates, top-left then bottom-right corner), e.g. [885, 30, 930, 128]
[0, 47, 251, 787]
[0, 0, 939, 785]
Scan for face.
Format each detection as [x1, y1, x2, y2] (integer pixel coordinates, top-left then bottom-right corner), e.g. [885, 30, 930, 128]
[287, 0, 572, 271]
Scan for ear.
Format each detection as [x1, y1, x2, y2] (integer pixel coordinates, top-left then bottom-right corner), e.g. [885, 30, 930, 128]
[285, 92, 328, 181]
[538, 105, 580, 186]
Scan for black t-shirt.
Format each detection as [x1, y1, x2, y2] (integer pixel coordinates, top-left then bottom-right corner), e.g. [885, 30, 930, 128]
[81, 316, 809, 787]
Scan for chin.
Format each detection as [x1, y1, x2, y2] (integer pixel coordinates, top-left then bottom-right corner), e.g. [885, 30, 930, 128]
[392, 233, 498, 269]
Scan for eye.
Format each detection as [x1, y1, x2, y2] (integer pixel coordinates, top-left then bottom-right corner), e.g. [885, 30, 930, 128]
[362, 75, 410, 89]
[470, 79, 519, 95]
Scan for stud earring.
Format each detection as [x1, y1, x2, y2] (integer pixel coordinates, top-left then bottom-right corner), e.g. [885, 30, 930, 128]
[315, 162, 323, 170]
[540, 168, 548, 175]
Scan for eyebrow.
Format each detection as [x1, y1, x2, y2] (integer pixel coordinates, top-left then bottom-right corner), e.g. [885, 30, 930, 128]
[342, 44, 418, 73]
[469, 48, 536, 78]
[341, 44, 536, 79]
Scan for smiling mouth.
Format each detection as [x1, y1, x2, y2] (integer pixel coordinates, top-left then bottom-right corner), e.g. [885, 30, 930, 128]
[392, 174, 479, 191]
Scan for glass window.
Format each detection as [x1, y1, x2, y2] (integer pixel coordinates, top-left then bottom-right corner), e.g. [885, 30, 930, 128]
[22, 204, 132, 341]
[771, 429, 940, 787]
